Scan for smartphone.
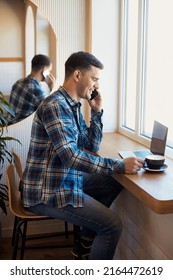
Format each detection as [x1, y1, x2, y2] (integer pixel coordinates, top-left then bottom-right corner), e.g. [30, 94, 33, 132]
[43, 69, 50, 79]
[90, 89, 98, 100]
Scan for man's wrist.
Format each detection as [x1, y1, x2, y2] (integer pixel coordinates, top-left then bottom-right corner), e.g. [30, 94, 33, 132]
[91, 109, 103, 117]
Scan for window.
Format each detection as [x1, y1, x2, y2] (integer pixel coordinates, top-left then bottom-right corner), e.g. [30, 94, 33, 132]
[119, 0, 173, 153]
[0, 0, 24, 98]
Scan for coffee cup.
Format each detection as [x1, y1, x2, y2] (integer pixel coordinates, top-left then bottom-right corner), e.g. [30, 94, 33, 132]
[145, 154, 165, 169]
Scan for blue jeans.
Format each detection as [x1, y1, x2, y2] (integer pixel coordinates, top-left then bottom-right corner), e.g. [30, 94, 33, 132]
[29, 173, 123, 260]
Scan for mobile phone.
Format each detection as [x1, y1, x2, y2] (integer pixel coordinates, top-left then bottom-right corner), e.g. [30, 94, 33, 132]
[90, 90, 98, 100]
[43, 69, 50, 79]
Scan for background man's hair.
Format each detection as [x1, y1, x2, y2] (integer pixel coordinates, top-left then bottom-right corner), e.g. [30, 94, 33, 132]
[31, 54, 51, 71]
[65, 51, 104, 79]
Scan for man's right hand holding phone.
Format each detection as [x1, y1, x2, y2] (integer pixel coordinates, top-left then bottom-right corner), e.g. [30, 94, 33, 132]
[89, 89, 102, 113]
[43, 69, 56, 92]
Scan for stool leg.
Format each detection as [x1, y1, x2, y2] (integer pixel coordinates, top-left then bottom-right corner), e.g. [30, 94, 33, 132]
[12, 219, 22, 260]
[12, 216, 19, 246]
[20, 221, 28, 260]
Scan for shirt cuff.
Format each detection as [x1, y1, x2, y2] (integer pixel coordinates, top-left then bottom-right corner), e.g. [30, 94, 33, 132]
[113, 160, 125, 173]
[91, 109, 103, 119]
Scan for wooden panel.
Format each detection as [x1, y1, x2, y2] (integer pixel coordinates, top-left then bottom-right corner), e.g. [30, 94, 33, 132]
[0, 58, 23, 62]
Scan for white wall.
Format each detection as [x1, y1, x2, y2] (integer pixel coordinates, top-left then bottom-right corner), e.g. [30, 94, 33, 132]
[25, 6, 35, 76]
[91, 0, 120, 132]
[32, 0, 86, 85]
[31, 0, 120, 132]
[36, 10, 50, 55]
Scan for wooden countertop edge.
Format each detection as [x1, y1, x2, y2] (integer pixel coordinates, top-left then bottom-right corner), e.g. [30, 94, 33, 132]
[96, 132, 173, 214]
[112, 173, 173, 214]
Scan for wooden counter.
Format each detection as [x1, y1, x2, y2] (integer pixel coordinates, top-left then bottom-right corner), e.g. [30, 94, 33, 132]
[98, 132, 173, 214]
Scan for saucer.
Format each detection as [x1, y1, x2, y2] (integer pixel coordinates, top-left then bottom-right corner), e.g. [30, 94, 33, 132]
[143, 164, 168, 172]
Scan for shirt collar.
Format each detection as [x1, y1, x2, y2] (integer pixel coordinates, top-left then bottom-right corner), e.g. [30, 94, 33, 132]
[27, 75, 40, 86]
[58, 86, 82, 109]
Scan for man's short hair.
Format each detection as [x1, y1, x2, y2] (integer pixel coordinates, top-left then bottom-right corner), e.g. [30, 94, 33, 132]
[31, 54, 51, 71]
[65, 51, 104, 79]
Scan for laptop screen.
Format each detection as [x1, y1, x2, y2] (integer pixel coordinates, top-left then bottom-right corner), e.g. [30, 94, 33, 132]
[150, 120, 168, 155]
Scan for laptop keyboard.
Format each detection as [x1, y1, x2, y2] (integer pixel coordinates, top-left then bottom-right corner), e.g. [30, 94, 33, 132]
[134, 150, 151, 159]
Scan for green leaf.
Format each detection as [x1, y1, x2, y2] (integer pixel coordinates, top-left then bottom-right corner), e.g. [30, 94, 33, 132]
[0, 198, 7, 215]
[0, 91, 15, 118]
[0, 101, 15, 117]
[0, 136, 21, 144]
[0, 91, 20, 215]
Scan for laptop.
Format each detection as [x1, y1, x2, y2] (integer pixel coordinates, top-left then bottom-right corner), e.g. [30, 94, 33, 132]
[119, 120, 168, 159]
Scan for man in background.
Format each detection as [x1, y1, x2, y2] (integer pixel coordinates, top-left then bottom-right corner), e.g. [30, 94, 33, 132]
[7, 54, 56, 124]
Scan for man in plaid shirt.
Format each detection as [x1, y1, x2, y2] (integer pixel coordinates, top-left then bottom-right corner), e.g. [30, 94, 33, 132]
[8, 54, 56, 124]
[20, 52, 144, 259]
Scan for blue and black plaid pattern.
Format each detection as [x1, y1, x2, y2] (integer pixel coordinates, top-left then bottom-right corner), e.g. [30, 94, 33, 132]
[8, 75, 47, 122]
[20, 87, 125, 208]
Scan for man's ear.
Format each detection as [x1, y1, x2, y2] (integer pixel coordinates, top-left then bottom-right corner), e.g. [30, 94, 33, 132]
[73, 70, 81, 82]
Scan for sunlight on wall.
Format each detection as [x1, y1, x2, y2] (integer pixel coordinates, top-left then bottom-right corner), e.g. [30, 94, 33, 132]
[25, 6, 35, 76]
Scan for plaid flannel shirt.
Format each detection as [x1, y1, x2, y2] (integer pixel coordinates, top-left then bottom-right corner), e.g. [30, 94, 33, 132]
[8, 75, 47, 123]
[20, 86, 124, 208]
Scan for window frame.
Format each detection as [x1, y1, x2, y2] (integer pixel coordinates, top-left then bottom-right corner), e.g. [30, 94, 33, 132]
[118, 0, 173, 158]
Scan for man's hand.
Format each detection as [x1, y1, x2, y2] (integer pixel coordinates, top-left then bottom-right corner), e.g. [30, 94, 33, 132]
[88, 89, 102, 112]
[45, 73, 56, 92]
[123, 157, 144, 174]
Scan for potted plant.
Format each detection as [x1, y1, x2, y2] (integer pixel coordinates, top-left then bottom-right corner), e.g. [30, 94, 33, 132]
[0, 91, 21, 252]
[0, 91, 20, 215]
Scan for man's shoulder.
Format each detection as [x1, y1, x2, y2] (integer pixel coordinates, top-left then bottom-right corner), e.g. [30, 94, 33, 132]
[13, 78, 42, 97]
[38, 91, 71, 116]
[43, 90, 67, 105]
[12, 77, 25, 87]
[12, 76, 33, 88]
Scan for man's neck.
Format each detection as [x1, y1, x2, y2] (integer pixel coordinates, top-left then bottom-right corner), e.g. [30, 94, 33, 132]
[30, 70, 41, 82]
[62, 81, 80, 102]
